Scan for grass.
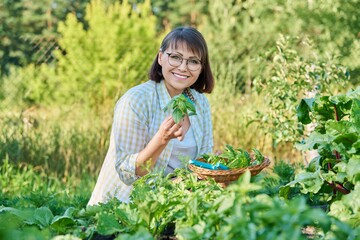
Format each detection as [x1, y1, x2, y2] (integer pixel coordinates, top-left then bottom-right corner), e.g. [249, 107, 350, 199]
[0, 105, 110, 179]
[0, 156, 93, 193]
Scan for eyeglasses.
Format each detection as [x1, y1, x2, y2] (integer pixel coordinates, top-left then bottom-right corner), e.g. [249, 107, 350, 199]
[166, 53, 202, 71]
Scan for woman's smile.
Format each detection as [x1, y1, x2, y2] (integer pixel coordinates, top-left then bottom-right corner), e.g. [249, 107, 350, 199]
[173, 72, 189, 79]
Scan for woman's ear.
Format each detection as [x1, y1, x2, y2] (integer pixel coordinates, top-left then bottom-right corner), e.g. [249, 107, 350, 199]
[158, 51, 163, 66]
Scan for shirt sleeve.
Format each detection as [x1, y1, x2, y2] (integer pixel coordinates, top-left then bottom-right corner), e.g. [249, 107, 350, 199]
[112, 91, 149, 185]
[198, 95, 214, 155]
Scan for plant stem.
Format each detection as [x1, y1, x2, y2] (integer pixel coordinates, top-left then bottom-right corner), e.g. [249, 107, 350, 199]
[327, 103, 344, 195]
[326, 181, 350, 194]
[333, 104, 339, 121]
[332, 103, 341, 161]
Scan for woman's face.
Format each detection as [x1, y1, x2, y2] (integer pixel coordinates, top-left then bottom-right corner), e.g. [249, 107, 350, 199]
[158, 43, 202, 97]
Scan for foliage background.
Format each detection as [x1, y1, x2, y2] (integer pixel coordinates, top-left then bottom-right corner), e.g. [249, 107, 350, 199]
[1, 0, 359, 185]
[1, 0, 359, 238]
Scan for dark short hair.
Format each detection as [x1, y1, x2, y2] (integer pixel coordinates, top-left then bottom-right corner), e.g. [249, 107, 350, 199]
[149, 26, 214, 93]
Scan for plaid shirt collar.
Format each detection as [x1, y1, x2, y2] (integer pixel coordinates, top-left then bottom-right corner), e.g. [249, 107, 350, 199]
[157, 80, 173, 110]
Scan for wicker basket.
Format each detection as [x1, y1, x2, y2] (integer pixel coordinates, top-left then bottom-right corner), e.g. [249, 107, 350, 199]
[188, 157, 271, 187]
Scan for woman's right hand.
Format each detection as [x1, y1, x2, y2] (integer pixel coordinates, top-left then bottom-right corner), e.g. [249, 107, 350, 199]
[158, 115, 188, 143]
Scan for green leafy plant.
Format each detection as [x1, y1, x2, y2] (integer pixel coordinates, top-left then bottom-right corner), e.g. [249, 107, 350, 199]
[202, 144, 265, 169]
[219, 144, 251, 168]
[1, 163, 358, 239]
[173, 171, 356, 240]
[280, 87, 360, 227]
[251, 35, 350, 146]
[163, 94, 197, 124]
[254, 159, 299, 198]
[201, 153, 223, 165]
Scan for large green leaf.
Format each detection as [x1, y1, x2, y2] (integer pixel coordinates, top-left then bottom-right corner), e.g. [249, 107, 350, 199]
[115, 227, 154, 240]
[330, 182, 360, 227]
[51, 216, 76, 233]
[296, 98, 314, 124]
[24, 207, 54, 229]
[96, 213, 125, 236]
[345, 157, 360, 183]
[351, 98, 360, 130]
[295, 132, 333, 151]
[285, 170, 324, 194]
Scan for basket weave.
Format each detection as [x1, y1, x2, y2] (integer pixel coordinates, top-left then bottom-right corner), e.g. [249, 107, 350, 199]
[188, 157, 271, 187]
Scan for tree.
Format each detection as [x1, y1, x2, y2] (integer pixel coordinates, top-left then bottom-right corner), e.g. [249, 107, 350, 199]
[49, 0, 158, 108]
[0, 0, 90, 76]
[200, 0, 359, 95]
[150, 0, 208, 29]
[1, 0, 159, 110]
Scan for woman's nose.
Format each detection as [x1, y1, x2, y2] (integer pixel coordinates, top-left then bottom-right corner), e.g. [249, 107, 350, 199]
[177, 60, 188, 71]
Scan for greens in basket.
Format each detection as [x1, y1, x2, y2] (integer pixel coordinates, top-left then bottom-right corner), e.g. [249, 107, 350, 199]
[201, 144, 265, 169]
[163, 94, 197, 124]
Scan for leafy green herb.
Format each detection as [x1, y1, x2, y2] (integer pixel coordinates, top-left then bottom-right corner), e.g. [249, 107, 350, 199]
[163, 94, 196, 124]
[220, 144, 251, 168]
[201, 145, 265, 169]
[252, 148, 265, 165]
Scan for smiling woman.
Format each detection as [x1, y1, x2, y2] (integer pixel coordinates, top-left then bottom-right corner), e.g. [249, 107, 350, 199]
[151, 26, 214, 97]
[88, 26, 215, 205]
